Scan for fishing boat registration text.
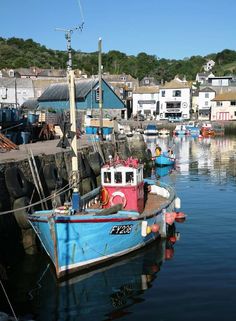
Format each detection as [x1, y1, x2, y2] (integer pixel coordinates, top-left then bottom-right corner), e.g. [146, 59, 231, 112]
[110, 225, 133, 234]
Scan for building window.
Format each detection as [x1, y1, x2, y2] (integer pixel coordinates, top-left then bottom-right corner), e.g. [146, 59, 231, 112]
[231, 101, 236, 106]
[216, 102, 222, 106]
[166, 102, 181, 109]
[161, 91, 165, 97]
[205, 101, 208, 106]
[173, 90, 181, 97]
[95, 88, 103, 102]
[205, 93, 209, 98]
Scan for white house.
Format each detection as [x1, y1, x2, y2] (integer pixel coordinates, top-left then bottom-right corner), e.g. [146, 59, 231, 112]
[0, 78, 34, 108]
[159, 78, 191, 121]
[198, 87, 216, 121]
[211, 92, 236, 121]
[132, 86, 159, 119]
[196, 72, 214, 85]
[208, 75, 233, 87]
[203, 60, 215, 72]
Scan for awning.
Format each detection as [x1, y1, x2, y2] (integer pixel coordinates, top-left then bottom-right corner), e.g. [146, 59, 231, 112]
[199, 109, 210, 115]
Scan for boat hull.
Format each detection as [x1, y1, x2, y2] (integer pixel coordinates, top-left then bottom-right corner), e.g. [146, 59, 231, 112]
[29, 212, 167, 277]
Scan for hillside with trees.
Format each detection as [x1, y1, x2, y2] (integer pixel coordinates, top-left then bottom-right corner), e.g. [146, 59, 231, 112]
[1, 37, 236, 82]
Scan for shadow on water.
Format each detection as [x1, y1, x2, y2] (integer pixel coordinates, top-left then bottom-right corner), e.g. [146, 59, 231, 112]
[0, 226, 179, 321]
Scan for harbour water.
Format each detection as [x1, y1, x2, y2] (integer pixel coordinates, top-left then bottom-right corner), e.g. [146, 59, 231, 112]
[1, 135, 236, 321]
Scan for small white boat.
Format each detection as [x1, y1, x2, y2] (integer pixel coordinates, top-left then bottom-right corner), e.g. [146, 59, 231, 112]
[158, 128, 170, 137]
[144, 124, 158, 136]
[173, 124, 189, 136]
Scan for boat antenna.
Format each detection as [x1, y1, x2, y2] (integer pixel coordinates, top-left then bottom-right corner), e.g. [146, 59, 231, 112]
[55, 24, 84, 70]
[55, 25, 83, 211]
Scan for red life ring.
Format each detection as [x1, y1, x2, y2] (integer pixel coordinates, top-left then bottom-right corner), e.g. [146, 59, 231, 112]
[110, 191, 127, 208]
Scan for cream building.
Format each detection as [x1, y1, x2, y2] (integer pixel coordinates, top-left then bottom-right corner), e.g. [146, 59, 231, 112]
[211, 92, 236, 121]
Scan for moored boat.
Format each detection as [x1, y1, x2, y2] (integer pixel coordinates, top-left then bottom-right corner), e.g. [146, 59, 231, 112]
[155, 154, 175, 167]
[144, 124, 158, 136]
[158, 128, 170, 137]
[200, 123, 215, 137]
[186, 121, 200, 137]
[173, 124, 189, 136]
[28, 156, 179, 278]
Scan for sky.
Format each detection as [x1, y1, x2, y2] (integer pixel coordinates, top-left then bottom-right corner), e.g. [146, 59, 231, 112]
[1, 0, 236, 60]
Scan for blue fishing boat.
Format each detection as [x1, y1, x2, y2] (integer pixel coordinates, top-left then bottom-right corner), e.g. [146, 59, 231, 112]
[186, 121, 200, 137]
[155, 154, 175, 167]
[28, 155, 179, 278]
[27, 36, 181, 279]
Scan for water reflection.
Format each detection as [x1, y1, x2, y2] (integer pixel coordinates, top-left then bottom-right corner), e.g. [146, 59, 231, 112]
[156, 165, 175, 178]
[145, 135, 236, 183]
[0, 227, 179, 321]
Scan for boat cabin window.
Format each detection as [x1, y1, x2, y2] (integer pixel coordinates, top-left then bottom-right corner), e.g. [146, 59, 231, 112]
[126, 171, 134, 184]
[114, 172, 122, 183]
[104, 172, 111, 183]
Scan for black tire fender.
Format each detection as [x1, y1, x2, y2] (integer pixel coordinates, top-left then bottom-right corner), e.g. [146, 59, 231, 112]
[5, 166, 29, 199]
[13, 196, 32, 229]
[43, 163, 62, 191]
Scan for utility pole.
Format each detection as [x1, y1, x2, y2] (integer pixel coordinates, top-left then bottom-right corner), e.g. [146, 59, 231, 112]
[98, 37, 103, 140]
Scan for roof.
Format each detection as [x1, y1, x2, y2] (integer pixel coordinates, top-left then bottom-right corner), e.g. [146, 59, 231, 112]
[212, 92, 236, 101]
[0, 77, 33, 88]
[38, 78, 99, 102]
[37, 69, 66, 78]
[160, 79, 191, 89]
[133, 86, 159, 94]
[199, 87, 216, 93]
[21, 99, 39, 109]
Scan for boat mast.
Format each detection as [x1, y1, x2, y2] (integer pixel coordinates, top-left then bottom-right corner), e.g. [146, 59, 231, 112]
[57, 27, 81, 210]
[98, 37, 103, 140]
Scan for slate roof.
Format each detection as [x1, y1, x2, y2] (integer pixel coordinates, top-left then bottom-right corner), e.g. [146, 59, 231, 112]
[0, 78, 33, 88]
[21, 99, 39, 109]
[199, 87, 216, 93]
[38, 78, 99, 102]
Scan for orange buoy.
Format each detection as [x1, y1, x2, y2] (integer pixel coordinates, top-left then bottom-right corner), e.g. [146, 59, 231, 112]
[100, 187, 109, 206]
[151, 223, 160, 233]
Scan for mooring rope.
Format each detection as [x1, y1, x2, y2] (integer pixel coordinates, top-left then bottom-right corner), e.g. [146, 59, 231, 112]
[0, 177, 77, 216]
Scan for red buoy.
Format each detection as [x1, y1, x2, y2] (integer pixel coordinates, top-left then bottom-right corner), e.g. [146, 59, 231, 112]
[151, 223, 160, 233]
[175, 212, 186, 219]
[169, 236, 177, 244]
[165, 248, 174, 260]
